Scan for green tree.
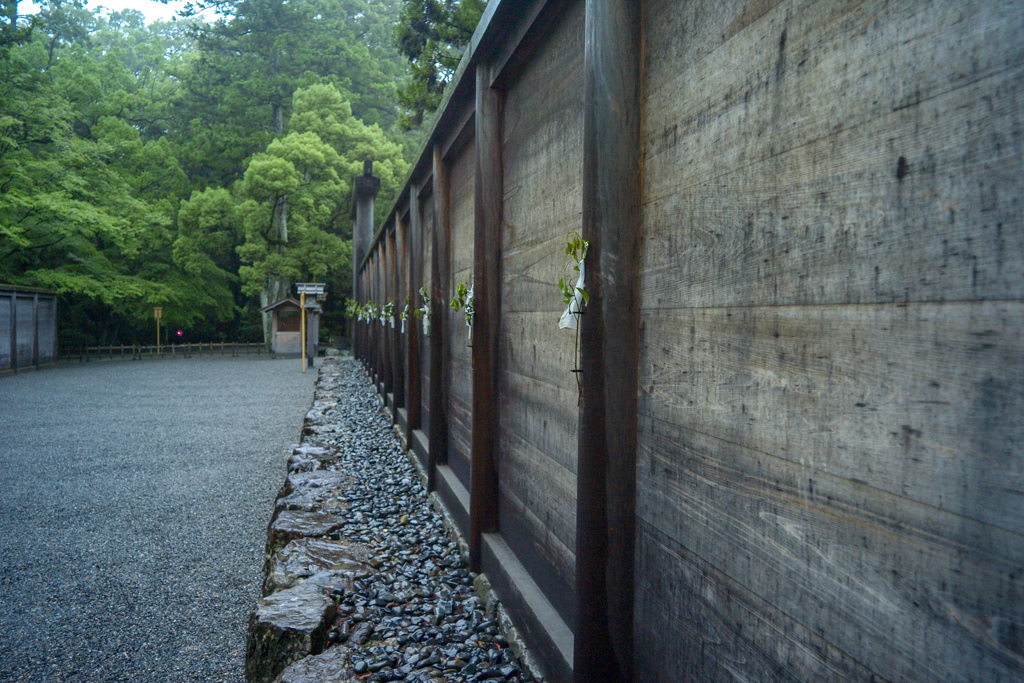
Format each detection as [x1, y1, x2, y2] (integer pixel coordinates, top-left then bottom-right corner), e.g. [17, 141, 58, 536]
[173, 0, 412, 188]
[231, 82, 408, 342]
[393, 0, 484, 129]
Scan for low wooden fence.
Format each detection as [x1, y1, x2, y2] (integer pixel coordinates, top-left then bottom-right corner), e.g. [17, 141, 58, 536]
[351, 1, 1024, 682]
[60, 342, 265, 363]
[0, 285, 57, 376]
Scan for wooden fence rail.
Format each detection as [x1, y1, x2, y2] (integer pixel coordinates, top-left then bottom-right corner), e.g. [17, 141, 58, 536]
[59, 342, 265, 363]
[350, 1, 1024, 682]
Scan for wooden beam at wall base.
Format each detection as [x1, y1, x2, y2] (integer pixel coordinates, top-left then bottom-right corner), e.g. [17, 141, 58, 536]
[435, 464, 470, 540]
[482, 533, 574, 683]
[575, 0, 643, 679]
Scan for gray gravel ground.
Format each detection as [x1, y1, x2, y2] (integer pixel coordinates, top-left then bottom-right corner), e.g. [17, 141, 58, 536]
[0, 357, 317, 682]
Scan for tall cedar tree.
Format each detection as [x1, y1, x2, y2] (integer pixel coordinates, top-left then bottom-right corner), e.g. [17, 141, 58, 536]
[393, 0, 485, 130]
[174, 0, 409, 188]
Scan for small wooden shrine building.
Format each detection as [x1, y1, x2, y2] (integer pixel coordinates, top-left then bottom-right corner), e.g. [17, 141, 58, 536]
[259, 298, 321, 360]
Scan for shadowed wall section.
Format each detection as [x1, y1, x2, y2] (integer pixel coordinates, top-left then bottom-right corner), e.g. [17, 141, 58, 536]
[352, 1, 1024, 681]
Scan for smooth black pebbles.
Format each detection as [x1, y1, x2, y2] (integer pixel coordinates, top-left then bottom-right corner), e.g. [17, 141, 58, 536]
[249, 358, 537, 683]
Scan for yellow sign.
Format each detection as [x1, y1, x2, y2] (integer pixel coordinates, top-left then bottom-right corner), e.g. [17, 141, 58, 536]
[154, 307, 163, 320]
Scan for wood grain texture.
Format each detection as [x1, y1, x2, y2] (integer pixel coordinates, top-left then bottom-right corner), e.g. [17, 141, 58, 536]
[419, 192, 435, 437]
[497, 0, 585, 637]
[429, 143, 450, 491]
[638, 302, 1024, 532]
[446, 139, 476, 495]
[635, 0, 1024, 680]
[497, 461, 577, 627]
[635, 420, 1024, 682]
[634, 518, 886, 683]
[576, 0, 643, 676]
[407, 185, 422, 438]
[470, 62, 504, 570]
[642, 0, 1024, 309]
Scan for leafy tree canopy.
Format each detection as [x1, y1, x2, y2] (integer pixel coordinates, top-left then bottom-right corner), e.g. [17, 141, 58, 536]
[392, 0, 484, 129]
[1, 0, 417, 349]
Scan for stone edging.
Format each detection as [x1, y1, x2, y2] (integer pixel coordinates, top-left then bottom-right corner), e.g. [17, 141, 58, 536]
[243, 359, 544, 683]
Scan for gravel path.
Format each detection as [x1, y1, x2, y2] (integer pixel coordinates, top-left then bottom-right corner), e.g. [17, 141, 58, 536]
[0, 357, 317, 682]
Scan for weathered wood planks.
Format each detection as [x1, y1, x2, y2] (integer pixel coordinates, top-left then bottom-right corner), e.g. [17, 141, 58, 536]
[446, 137, 476, 495]
[498, 0, 585, 631]
[351, 1, 1024, 681]
[636, 0, 1024, 681]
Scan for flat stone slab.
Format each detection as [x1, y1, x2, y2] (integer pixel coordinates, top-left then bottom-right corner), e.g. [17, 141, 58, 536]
[272, 470, 350, 523]
[246, 580, 337, 683]
[272, 646, 357, 683]
[266, 510, 346, 558]
[287, 443, 340, 473]
[277, 469, 350, 499]
[264, 538, 370, 596]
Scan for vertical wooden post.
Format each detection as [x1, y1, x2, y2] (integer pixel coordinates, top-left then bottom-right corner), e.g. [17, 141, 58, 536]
[429, 143, 452, 491]
[301, 291, 307, 372]
[389, 224, 404, 414]
[575, 0, 643, 680]
[52, 293, 58, 364]
[469, 62, 503, 572]
[354, 161, 380, 367]
[379, 244, 391, 394]
[10, 293, 17, 374]
[32, 293, 39, 369]
[407, 183, 423, 444]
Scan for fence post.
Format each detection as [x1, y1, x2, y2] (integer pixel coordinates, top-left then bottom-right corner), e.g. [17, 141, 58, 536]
[428, 142, 451, 492]
[32, 293, 39, 369]
[406, 182, 423, 445]
[9, 294, 16, 374]
[574, 0, 643, 679]
[468, 61, 503, 572]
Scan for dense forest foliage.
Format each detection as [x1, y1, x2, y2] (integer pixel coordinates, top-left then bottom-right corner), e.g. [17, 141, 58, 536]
[0, 0, 484, 349]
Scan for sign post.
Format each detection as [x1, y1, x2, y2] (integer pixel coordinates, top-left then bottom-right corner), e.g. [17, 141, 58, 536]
[154, 307, 163, 355]
[295, 283, 326, 372]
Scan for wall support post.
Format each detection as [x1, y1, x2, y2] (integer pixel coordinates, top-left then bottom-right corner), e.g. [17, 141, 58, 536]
[428, 143, 452, 492]
[470, 63, 503, 572]
[407, 184, 423, 444]
[353, 160, 380, 359]
[575, 0, 643, 679]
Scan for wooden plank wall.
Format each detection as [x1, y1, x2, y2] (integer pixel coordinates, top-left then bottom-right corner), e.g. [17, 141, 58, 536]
[352, 0, 1024, 681]
[418, 190, 435, 446]
[634, 0, 1024, 681]
[497, 0, 585, 629]
[446, 138, 477, 496]
[0, 288, 58, 374]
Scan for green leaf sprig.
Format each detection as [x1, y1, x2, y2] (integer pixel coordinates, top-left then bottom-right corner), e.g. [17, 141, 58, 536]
[558, 232, 590, 306]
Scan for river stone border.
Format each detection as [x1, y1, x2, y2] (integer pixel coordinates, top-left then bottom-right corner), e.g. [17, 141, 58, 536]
[244, 358, 543, 683]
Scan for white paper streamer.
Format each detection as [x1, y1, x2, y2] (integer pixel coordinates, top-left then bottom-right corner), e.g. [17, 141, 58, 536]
[558, 258, 586, 330]
[465, 284, 474, 339]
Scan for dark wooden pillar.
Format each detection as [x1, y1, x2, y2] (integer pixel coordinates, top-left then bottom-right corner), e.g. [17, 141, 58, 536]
[357, 268, 365, 362]
[575, 0, 642, 680]
[469, 63, 503, 572]
[407, 183, 423, 443]
[390, 224, 405, 415]
[428, 143, 451, 491]
[354, 160, 380, 356]
[32, 293, 38, 368]
[379, 250, 388, 391]
[372, 255, 380, 380]
[9, 292, 16, 374]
